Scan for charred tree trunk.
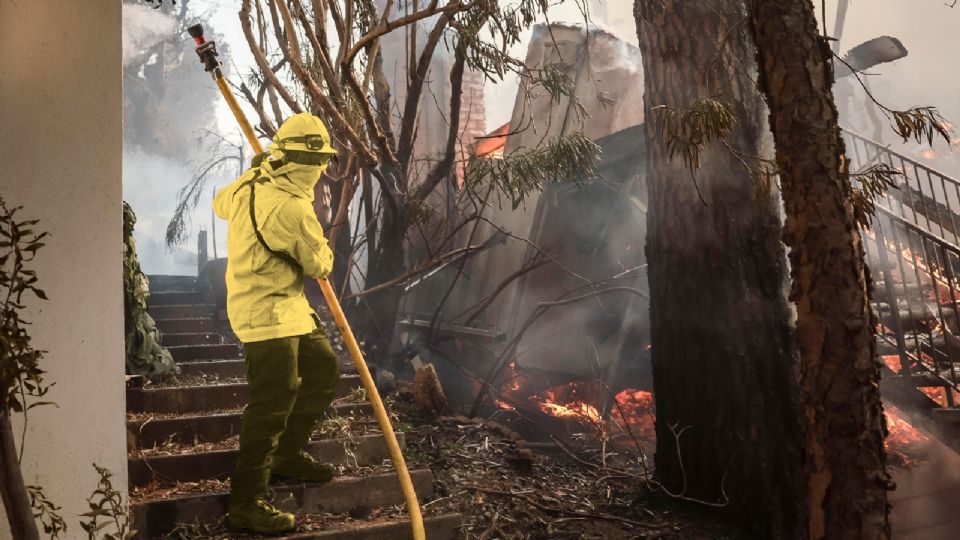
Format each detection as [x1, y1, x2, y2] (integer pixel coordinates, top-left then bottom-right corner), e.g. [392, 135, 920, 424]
[351, 193, 408, 356]
[635, 2, 805, 537]
[744, 1, 890, 538]
[0, 388, 40, 540]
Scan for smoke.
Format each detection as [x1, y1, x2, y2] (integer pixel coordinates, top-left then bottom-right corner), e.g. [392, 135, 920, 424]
[122, 2, 236, 276]
[483, 0, 637, 130]
[122, 3, 177, 67]
[824, 0, 960, 176]
[123, 147, 211, 275]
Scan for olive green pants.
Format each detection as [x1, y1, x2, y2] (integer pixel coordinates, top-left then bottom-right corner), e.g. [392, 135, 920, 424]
[230, 326, 340, 504]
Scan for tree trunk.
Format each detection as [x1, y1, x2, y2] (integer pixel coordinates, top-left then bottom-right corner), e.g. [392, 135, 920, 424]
[0, 389, 40, 540]
[744, 1, 890, 538]
[351, 194, 408, 356]
[635, 2, 805, 537]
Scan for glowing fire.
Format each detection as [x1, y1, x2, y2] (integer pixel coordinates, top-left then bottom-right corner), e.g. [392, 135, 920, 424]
[519, 382, 657, 446]
[919, 387, 947, 407]
[530, 383, 603, 425]
[496, 400, 516, 411]
[505, 362, 523, 392]
[881, 355, 902, 373]
[884, 403, 929, 465]
[538, 397, 603, 424]
[611, 388, 656, 441]
[917, 386, 960, 408]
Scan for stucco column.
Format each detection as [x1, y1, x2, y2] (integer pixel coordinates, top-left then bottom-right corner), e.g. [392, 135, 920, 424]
[0, 0, 127, 536]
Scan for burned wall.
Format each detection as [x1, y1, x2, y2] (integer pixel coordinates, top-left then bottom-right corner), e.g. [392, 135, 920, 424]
[406, 24, 649, 407]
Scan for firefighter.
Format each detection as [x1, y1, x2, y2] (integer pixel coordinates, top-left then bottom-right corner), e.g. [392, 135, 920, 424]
[213, 112, 340, 534]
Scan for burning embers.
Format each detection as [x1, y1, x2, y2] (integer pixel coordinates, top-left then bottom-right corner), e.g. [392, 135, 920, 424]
[496, 377, 656, 450]
[884, 403, 930, 466]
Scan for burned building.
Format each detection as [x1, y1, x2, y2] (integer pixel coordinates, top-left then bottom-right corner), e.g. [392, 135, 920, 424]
[395, 24, 650, 419]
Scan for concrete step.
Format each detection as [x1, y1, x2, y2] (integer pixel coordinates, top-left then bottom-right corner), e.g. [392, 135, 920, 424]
[147, 275, 197, 293]
[131, 469, 436, 538]
[127, 401, 373, 450]
[178, 359, 357, 380]
[275, 514, 463, 539]
[127, 376, 364, 415]
[150, 291, 205, 306]
[167, 343, 243, 362]
[128, 432, 402, 488]
[178, 359, 247, 379]
[150, 304, 215, 321]
[162, 332, 225, 347]
[156, 317, 216, 334]
[126, 375, 364, 415]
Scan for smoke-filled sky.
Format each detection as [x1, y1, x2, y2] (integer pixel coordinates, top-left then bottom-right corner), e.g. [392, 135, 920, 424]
[123, 0, 637, 276]
[820, 1, 960, 171]
[199, 0, 636, 137]
[123, 0, 960, 276]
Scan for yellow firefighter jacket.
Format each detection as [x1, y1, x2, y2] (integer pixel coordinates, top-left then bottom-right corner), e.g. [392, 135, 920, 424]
[213, 159, 334, 343]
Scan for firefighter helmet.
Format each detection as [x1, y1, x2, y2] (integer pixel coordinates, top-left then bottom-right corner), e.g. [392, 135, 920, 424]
[273, 112, 337, 156]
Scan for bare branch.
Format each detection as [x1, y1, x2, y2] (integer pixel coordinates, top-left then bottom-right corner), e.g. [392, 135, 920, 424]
[269, 0, 378, 164]
[240, 0, 303, 114]
[414, 44, 467, 202]
[343, 0, 463, 67]
[395, 8, 458, 170]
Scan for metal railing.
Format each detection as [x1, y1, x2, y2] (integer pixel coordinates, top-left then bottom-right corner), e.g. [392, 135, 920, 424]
[846, 129, 960, 408]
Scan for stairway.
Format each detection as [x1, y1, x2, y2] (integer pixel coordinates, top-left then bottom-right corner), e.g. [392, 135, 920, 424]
[127, 275, 462, 539]
[845, 128, 960, 453]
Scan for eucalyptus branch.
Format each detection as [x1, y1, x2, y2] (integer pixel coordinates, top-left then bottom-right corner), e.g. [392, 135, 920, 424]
[850, 163, 902, 227]
[469, 286, 649, 417]
[291, 0, 344, 102]
[396, 8, 458, 170]
[166, 153, 241, 248]
[344, 0, 461, 67]
[653, 98, 737, 173]
[343, 241, 492, 300]
[832, 51, 953, 146]
[464, 132, 601, 209]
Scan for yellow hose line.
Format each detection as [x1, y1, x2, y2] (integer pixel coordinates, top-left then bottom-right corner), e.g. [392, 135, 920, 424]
[317, 279, 426, 536]
[216, 78, 262, 155]
[213, 74, 427, 540]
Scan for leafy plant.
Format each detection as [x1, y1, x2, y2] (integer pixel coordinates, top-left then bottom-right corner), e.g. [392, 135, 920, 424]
[79, 464, 138, 540]
[1, 197, 59, 538]
[833, 51, 953, 146]
[0, 198, 54, 418]
[2, 201, 135, 539]
[124, 202, 177, 378]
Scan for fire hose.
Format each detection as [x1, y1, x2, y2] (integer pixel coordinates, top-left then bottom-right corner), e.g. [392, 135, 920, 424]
[187, 24, 426, 540]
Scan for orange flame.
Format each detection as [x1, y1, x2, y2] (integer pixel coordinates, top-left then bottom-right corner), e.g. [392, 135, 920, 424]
[610, 388, 656, 441]
[884, 403, 929, 465]
[531, 384, 603, 425]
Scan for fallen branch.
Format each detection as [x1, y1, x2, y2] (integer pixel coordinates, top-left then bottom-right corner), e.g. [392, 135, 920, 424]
[469, 286, 648, 416]
[464, 485, 661, 530]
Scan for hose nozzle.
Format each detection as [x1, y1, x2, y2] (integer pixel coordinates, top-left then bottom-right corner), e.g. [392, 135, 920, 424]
[188, 23, 221, 77]
[187, 24, 205, 44]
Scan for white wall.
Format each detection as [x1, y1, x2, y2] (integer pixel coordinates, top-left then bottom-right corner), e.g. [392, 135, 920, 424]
[0, 1, 127, 538]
